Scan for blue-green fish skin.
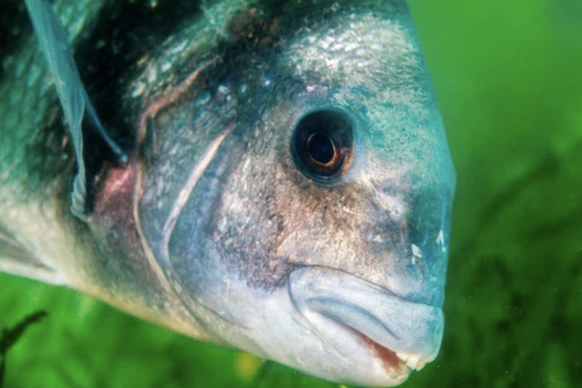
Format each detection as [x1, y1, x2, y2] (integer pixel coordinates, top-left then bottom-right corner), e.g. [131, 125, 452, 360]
[0, 0, 455, 386]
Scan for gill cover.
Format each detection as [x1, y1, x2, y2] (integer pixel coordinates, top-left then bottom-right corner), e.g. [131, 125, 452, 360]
[24, 0, 126, 219]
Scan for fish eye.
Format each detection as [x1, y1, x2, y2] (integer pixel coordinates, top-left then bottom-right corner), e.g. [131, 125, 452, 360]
[291, 109, 354, 181]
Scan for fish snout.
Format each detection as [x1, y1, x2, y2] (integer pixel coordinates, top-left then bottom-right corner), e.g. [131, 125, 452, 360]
[288, 266, 444, 383]
[364, 183, 453, 307]
[404, 186, 453, 305]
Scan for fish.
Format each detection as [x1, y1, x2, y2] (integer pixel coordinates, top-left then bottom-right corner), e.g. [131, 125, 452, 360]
[0, 0, 456, 386]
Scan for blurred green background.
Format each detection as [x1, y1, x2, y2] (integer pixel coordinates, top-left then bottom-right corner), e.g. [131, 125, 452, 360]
[1, 0, 581, 387]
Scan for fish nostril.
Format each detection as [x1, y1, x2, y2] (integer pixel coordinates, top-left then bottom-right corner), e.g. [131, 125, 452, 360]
[370, 189, 407, 222]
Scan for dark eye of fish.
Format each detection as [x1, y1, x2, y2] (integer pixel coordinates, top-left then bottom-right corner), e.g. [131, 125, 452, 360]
[292, 109, 354, 181]
[307, 133, 335, 164]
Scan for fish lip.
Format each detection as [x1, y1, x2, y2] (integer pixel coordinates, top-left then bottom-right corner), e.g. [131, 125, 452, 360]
[305, 297, 424, 379]
[287, 266, 443, 382]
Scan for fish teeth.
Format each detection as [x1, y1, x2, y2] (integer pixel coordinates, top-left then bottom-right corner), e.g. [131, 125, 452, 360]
[395, 352, 409, 362]
[394, 352, 426, 371]
[406, 356, 421, 370]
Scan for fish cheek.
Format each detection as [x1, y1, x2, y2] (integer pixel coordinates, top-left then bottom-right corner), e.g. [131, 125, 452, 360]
[210, 127, 295, 292]
[211, 113, 410, 290]
[209, 121, 371, 292]
[268, 155, 380, 281]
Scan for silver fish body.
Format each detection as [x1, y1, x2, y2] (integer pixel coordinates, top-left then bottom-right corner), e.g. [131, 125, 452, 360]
[0, 0, 455, 386]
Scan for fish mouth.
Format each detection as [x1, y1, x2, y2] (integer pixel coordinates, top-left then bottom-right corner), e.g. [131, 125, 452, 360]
[308, 297, 429, 381]
[288, 266, 443, 386]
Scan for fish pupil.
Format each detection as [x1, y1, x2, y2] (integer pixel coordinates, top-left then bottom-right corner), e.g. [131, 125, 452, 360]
[307, 133, 335, 165]
[291, 109, 354, 182]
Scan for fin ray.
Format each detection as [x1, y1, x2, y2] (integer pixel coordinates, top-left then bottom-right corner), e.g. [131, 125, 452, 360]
[24, 0, 126, 220]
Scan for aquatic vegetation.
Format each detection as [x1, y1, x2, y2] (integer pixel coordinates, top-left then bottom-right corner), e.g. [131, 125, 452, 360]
[0, 311, 47, 388]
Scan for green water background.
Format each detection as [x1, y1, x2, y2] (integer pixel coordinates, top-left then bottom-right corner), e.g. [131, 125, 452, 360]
[1, 0, 581, 387]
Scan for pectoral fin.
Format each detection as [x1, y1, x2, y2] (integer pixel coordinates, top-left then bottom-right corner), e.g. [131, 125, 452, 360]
[24, 0, 127, 220]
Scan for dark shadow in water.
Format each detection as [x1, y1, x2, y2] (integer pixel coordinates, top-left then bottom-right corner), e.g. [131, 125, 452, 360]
[249, 360, 273, 388]
[0, 311, 48, 388]
[456, 140, 582, 259]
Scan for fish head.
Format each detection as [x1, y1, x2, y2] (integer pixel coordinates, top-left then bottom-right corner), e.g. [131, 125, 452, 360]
[128, 0, 455, 386]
